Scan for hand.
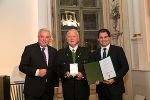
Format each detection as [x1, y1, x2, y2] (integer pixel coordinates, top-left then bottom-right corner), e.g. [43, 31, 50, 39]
[54, 87, 58, 96]
[77, 72, 83, 80]
[38, 69, 47, 77]
[95, 80, 100, 85]
[103, 79, 115, 84]
[66, 72, 70, 78]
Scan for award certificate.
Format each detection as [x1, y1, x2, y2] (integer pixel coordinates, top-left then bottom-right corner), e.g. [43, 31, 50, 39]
[99, 56, 116, 80]
[70, 63, 78, 76]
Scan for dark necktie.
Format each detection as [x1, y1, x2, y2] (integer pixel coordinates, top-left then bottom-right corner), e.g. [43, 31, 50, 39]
[42, 48, 47, 65]
[103, 48, 106, 59]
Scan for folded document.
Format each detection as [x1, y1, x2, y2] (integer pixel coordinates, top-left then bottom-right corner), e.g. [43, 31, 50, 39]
[84, 56, 116, 85]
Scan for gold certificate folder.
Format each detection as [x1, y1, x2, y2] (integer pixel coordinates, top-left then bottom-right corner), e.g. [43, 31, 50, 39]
[84, 61, 103, 85]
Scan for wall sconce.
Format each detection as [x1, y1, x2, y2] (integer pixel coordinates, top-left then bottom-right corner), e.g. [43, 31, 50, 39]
[133, 33, 141, 37]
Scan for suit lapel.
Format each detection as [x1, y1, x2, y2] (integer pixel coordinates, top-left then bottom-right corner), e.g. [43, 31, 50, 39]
[36, 43, 47, 67]
[96, 48, 101, 60]
[76, 46, 82, 63]
[48, 46, 52, 67]
[66, 47, 73, 63]
[95, 45, 112, 61]
[65, 46, 82, 63]
[107, 45, 112, 57]
[36, 43, 44, 60]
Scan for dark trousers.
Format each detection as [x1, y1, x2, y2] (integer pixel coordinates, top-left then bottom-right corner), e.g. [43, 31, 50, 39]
[64, 97, 89, 100]
[24, 93, 53, 100]
[98, 93, 122, 100]
[97, 87, 122, 100]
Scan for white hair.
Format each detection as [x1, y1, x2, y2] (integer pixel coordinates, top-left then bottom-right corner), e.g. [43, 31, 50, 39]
[66, 29, 79, 38]
[38, 28, 53, 40]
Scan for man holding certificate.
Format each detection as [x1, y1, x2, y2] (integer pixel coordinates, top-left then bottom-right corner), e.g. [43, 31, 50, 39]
[93, 29, 129, 100]
[55, 29, 93, 100]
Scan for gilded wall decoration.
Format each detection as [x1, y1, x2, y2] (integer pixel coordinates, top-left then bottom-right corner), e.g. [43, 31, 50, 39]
[109, 0, 123, 46]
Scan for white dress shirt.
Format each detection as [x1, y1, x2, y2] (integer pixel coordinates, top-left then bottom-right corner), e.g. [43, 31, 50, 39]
[69, 45, 78, 53]
[35, 46, 49, 76]
[101, 44, 110, 59]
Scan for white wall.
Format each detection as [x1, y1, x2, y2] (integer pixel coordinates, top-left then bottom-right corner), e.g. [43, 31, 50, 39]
[144, 0, 150, 63]
[126, 0, 150, 99]
[121, 0, 134, 99]
[0, 0, 50, 82]
[132, 71, 150, 99]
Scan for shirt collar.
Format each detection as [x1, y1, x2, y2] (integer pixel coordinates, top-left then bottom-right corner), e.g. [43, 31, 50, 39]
[101, 44, 110, 50]
[69, 45, 78, 52]
[40, 46, 48, 50]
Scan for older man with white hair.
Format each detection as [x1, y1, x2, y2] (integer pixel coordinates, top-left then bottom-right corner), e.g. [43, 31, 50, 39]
[55, 29, 93, 100]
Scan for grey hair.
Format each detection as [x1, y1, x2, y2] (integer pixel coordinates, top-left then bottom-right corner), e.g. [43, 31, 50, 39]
[62, 29, 79, 48]
[66, 29, 79, 38]
[38, 28, 53, 39]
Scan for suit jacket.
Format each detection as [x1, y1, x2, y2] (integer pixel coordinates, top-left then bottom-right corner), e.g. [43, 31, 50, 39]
[19, 43, 59, 97]
[93, 45, 129, 95]
[55, 46, 93, 99]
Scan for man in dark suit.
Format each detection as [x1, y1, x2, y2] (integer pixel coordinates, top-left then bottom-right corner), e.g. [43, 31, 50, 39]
[19, 28, 59, 100]
[55, 29, 93, 100]
[93, 29, 129, 100]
